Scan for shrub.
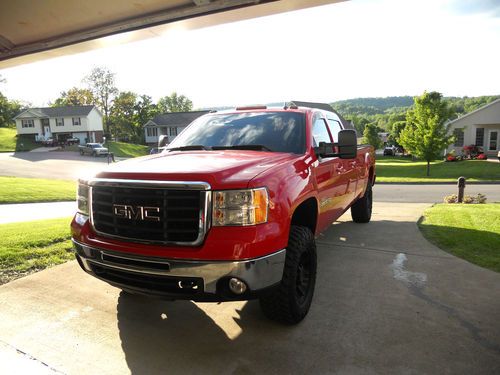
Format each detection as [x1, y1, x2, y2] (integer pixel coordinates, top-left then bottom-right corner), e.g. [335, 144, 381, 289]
[443, 193, 487, 204]
[444, 194, 458, 203]
[462, 195, 474, 204]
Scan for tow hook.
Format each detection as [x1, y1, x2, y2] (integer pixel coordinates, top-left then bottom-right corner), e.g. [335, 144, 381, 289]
[178, 280, 199, 290]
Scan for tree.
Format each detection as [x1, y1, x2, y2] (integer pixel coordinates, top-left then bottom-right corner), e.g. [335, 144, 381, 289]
[52, 87, 96, 106]
[363, 123, 382, 150]
[398, 91, 454, 176]
[83, 67, 118, 135]
[0, 93, 23, 128]
[157, 92, 193, 113]
[389, 120, 407, 152]
[109, 91, 137, 141]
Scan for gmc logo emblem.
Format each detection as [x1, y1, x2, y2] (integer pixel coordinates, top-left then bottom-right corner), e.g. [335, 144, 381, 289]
[112, 204, 161, 222]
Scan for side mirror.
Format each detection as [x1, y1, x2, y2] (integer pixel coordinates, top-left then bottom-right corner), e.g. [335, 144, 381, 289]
[338, 130, 357, 159]
[158, 135, 169, 148]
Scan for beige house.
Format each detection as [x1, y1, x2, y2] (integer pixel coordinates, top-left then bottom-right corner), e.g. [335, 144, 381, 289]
[446, 99, 500, 157]
[14, 105, 104, 144]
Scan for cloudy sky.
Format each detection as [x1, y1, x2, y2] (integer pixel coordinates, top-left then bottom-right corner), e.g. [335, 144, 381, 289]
[1, 0, 499, 108]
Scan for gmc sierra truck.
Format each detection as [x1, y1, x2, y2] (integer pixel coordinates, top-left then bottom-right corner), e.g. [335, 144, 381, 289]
[71, 102, 375, 324]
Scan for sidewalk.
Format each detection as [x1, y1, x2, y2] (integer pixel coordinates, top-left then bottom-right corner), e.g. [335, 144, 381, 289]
[0, 202, 75, 224]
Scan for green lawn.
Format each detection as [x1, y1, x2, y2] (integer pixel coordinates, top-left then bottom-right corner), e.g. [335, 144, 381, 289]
[419, 204, 500, 272]
[107, 141, 149, 158]
[0, 128, 40, 152]
[0, 176, 76, 203]
[0, 217, 74, 285]
[376, 156, 500, 182]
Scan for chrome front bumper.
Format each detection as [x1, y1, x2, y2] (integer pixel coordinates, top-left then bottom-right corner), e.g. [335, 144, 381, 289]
[72, 239, 286, 295]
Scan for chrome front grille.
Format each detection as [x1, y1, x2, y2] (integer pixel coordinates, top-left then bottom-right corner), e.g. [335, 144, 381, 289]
[89, 179, 211, 246]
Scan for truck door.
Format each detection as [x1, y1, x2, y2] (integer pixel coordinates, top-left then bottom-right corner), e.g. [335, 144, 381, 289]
[326, 118, 354, 211]
[312, 116, 346, 231]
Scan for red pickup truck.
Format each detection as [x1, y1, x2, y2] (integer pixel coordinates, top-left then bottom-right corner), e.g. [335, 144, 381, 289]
[71, 103, 375, 324]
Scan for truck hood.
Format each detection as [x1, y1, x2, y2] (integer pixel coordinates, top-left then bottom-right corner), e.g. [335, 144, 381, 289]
[96, 150, 298, 189]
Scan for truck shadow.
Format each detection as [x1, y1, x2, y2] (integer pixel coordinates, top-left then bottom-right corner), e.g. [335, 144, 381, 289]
[116, 293, 295, 374]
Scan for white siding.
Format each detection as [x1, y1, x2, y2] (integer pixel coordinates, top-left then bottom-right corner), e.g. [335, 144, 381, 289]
[16, 118, 42, 135]
[446, 100, 500, 155]
[86, 108, 104, 131]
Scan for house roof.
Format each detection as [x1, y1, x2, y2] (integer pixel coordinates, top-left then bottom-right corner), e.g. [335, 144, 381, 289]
[15, 105, 97, 119]
[145, 111, 210, 127]
[447, 98, 500, 126]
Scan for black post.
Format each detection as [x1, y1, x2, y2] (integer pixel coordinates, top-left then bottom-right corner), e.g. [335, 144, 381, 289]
[457, 176, 466, 203]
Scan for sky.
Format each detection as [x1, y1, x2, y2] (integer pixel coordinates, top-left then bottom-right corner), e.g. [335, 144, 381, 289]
[1, 0, 500, 109]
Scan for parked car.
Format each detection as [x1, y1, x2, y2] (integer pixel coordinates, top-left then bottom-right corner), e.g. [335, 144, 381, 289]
[71, 104, 376, 324]
[383, 145, 396, 156]
[42, 138, 57, 146]
[498, 150, 500, 161]
[66, 137, 80, 145]
[78, 143, 109, 156]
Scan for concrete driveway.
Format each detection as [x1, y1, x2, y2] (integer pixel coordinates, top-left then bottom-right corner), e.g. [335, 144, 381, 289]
[0, 202, 499, 374]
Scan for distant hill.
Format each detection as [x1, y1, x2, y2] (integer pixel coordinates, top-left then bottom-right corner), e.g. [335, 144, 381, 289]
[330, 95, 500, 132]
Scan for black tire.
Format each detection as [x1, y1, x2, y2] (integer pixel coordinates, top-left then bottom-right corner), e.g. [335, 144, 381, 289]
[92, 151, 97, 157]
[79, 150, 84, 155]
[259, 225, 317, 325]
[351, 182, 373, 223]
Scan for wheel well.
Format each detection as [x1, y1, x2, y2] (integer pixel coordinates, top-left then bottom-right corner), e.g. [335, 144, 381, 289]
[291, 198, 318, 235]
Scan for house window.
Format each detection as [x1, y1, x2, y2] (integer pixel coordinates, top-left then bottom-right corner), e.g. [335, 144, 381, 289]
[475, 128, 484, 146]
[56, 118, 64, 127]
[453, 128, 464, 147]
[147, 127, 158, 137]
[169, 127, 178, 136]
[489, 131, 498, 151]
[72, 117, 81, 126]
[21, 119, 34, 128]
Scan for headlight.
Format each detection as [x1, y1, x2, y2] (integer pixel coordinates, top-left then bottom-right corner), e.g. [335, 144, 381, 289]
[77, 179, 89, 215]
[213, 188, 268, 226]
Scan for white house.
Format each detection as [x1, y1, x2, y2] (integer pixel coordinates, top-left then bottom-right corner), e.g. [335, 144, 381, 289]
[446, 99, 500, 157]
[14, 105, 104, 144]
[144, 111, 209, 145]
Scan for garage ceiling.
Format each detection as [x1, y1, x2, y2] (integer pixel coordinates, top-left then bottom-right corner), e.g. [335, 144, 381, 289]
[0, 0, 342, 68]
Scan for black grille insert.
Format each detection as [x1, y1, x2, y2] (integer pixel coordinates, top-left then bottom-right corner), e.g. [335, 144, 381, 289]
[91, 185, 203, 243]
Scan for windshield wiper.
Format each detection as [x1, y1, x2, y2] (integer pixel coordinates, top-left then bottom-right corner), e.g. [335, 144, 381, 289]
[167, 145, 211, 152]
[212, 145, 273, 152]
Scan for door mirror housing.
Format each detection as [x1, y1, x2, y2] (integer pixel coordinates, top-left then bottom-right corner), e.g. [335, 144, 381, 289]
[158, 135, 169, 148]
[337, 129, 357, 159]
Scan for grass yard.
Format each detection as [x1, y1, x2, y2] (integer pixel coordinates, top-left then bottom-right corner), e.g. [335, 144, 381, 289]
[0, 176, 75, 203]
[0, 128, 40, 152]
[107, 141, 150, 158]
[419, 203, 500, 272]
[376, 156, 500, 182]
[0, 217, 74, 285]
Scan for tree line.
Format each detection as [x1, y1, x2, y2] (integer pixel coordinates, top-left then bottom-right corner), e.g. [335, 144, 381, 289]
[51, 67, 193, 143]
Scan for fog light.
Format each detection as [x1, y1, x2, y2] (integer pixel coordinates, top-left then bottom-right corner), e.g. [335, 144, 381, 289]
[228, 278, 247, 295]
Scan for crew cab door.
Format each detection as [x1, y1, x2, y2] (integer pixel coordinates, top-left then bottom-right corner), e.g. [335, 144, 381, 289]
[311, 115, 346, 231]
[326, 117, 356, 211]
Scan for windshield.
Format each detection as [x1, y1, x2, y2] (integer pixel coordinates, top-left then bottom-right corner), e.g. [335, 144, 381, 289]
[90, 144, 103, 148]
[167, 111, 306, 154]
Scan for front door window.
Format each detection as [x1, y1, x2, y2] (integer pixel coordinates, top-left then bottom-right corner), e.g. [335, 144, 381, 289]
[489, 131, 498, 151]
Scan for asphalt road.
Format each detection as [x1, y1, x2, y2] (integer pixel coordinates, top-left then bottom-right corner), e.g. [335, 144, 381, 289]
[0, 151, 116, 180]
[1, 151, 499, 204]
[373, 183, 500, 203]
[0, 202, 498, 374]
